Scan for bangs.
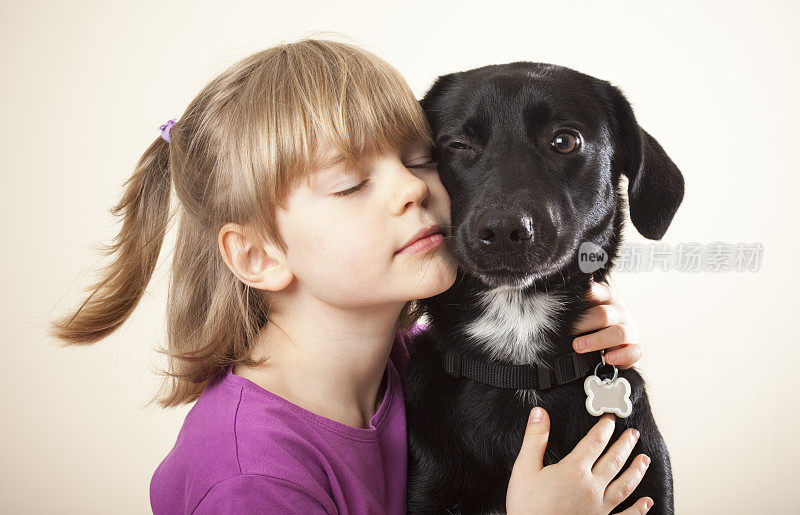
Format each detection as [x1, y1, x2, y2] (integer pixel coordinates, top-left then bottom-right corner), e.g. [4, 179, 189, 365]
[271, 41, 434, 192]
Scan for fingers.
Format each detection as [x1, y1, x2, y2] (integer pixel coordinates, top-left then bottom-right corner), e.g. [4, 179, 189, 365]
[573, 285, 643, 369]
[591, 427, 640, 481]
[604, 454, 652, 511]
[571, 303, 627, 336]
[516, 407, 551, 474]
[583, 280, 613, 307]
[573, 322, 638, 353]
[616, 496, 654, 514]
[604, 343, 644, 369]
[561, 413, 616, 469]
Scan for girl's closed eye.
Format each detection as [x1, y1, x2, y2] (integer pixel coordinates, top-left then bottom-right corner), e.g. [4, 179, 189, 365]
[332, 179, 370, 198]
[331, 157, 438, 198]
[405, 145, 437, 170]
[407, 158, 438, 169]
[406, 154, 439, 169]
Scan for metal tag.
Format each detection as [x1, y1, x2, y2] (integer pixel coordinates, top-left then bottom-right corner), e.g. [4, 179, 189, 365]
[584, 356, 633, 418]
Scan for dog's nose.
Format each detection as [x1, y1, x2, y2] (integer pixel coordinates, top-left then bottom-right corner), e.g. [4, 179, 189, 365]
[473, 209, 533, 253]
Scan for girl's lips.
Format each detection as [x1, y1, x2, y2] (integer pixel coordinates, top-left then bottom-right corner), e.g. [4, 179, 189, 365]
[395, 233, 446, 256]
[396, 225, 444, 253]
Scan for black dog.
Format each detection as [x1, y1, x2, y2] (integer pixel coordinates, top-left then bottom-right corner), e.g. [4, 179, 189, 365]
[405, 62, 684, 514]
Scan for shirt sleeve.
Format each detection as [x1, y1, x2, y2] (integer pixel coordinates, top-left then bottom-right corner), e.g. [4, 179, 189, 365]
[192, 474, 335, 514]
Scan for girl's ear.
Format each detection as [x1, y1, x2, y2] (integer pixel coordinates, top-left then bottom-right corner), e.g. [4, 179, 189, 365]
[217, 223, 294, 292]
[596, 81, 685, 240]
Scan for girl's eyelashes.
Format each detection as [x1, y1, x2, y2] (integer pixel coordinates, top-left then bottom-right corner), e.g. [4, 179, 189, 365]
[332, 179, 370, 198]
[407, 159, 438, 169]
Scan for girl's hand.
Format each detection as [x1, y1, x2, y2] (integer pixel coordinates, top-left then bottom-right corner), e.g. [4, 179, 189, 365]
[570, 280, 642, 369]
[507, 408, 653, 514]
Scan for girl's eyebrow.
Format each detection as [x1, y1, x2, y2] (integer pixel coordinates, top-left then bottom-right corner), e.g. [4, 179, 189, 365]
[309, 155, 358, 189]
[319, 154, 346, 171]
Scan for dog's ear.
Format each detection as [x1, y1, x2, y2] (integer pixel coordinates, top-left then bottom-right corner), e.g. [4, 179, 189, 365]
[419, 73, 461, 133]
[596, 81, 685, 240]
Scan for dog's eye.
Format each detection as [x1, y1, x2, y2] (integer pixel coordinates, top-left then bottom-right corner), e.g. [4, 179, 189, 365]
[551, 132, 581, 154]
[448, 141, 475, 152]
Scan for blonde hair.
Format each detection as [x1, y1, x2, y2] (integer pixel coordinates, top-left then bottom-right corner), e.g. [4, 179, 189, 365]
[49, 37, 433, 407]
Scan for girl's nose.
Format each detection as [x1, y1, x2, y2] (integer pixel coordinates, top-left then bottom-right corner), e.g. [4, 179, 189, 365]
[390, 164, 430, 215]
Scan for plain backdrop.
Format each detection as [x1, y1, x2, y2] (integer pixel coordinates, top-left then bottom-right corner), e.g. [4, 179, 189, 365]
[2, 0, 798, 512]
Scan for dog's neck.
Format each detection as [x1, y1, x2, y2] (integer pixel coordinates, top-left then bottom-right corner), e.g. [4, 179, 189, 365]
[425, 267, 597, 369]
[462, 286, 572, 366]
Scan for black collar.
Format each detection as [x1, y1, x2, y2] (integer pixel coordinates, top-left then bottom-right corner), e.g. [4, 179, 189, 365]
[442, 349, 604, 390]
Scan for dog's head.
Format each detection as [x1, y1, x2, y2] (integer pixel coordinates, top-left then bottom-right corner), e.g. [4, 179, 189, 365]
[420, 62, 684, 288]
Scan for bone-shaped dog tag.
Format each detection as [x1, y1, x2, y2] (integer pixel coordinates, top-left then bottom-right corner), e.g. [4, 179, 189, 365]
[584, 361, 633, 418]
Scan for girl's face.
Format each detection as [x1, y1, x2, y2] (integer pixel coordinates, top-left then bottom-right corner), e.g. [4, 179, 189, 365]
[275, 140, 457, 309]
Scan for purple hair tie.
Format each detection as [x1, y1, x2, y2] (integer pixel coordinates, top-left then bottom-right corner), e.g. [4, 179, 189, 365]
[159, 119, 176, 142]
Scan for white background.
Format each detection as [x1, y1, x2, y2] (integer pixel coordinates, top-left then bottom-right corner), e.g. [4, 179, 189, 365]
[2, 0, 798, 512]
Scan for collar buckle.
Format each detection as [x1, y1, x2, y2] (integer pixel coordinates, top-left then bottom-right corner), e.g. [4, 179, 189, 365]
[447, 351, 462, 378]
[553, 352, 581, 385]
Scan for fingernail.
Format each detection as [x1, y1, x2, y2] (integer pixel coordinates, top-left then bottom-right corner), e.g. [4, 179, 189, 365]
[631, 429, 640, 440]
[574, 338, 586, 351]
[645, 498, 653, 511]
[643, 455, 651, 466]
[529, 407, 543, 423]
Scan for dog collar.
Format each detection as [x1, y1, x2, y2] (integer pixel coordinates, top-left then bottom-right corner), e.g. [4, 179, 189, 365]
[442, 349, 604, 390]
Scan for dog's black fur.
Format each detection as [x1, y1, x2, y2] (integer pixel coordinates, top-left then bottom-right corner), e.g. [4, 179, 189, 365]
[405, 62, 684, 514]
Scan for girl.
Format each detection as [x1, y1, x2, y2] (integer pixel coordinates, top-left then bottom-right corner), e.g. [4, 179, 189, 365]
[51, 38, 649, 513]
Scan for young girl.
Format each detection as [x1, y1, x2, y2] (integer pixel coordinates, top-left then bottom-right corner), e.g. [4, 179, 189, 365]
[51, 38, 649, 513]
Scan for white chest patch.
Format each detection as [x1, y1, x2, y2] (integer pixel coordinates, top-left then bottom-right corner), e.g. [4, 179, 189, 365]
[463, 287, 565, 364]
[461, 286, 567, 405]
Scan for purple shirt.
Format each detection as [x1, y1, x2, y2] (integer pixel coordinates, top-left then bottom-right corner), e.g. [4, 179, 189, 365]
[150, 323, 426, 514]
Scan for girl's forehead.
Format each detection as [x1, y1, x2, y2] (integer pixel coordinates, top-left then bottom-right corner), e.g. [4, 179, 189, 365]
[313, 137, 430, 168]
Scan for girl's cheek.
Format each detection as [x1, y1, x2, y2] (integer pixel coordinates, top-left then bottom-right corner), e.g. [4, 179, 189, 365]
[312, 230, 376, 274]
[346, 240, 383, 271]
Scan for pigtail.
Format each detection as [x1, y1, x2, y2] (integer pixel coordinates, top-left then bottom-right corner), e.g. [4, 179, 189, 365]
[49, 135, 173, 345]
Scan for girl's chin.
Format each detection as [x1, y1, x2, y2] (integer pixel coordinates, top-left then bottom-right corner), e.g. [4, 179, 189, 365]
[412, 270, 458, 298]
